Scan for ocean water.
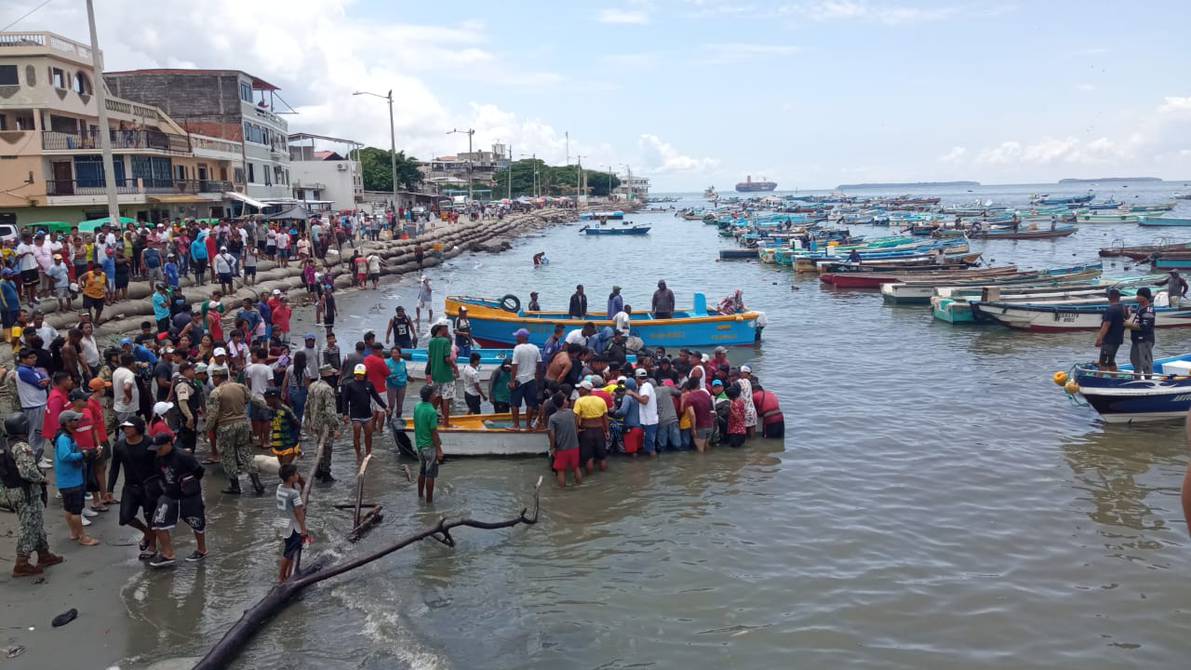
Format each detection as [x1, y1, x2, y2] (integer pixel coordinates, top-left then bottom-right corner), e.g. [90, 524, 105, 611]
[115, 182, 1191, 669]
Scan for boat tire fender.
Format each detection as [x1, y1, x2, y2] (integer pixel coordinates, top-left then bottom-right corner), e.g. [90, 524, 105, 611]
[500, 294, 521, 312]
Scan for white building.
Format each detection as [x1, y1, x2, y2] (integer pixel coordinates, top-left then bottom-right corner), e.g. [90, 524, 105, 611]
[614, 173, 650, 201]
[287, 132, 363, 212]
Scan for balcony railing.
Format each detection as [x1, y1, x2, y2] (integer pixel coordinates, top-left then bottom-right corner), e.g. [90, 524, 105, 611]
[42, 129, 190, 154]
[46, 178, 233, 197]
[191, 134, 241, 155]
[0, 32, 92, 60]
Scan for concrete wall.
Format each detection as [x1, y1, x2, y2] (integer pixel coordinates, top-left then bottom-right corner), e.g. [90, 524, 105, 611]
[290, 159, 357, 210]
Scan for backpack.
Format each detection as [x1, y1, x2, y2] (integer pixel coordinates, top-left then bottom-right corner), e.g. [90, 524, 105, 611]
[0, 436, 28, 490]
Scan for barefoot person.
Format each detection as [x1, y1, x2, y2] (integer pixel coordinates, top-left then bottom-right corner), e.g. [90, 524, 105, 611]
[108, 416, 159, 560]
[275, 463, 312, 582]
[547, 392, 583, 488]
[53, 409, 100, 546]
[426, 323, 457, 428]
[414, 384, 444, 503]
[340, 363, 386, 460]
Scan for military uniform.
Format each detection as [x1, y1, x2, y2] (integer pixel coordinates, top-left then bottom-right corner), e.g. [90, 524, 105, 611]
[305, 379, 338, 478]
[6, 440, 62, 575]
[206, 380, 265, 494]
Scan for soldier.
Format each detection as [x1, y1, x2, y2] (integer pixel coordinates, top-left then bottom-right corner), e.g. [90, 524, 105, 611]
[206, 367, 266, 495]
[305, 363, 340, 483]
[2, 412, 64, 576]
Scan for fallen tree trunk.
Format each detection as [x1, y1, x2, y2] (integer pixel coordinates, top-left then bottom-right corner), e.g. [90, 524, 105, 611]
[192, 476, 543, 670]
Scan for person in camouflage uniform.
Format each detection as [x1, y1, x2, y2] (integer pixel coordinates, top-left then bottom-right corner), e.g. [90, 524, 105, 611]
[206, 367, 267, 495]
[305, 364, 340, 482]
[3, 412, 64, 576]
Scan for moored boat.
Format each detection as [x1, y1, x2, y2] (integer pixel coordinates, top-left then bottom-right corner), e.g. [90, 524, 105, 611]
[1064, 353, 1191, 423]
[399, 413, 547, 455]
[444, 293, 766, 347]
[579, 210, 625, 220]
[1099, 240, 1191, 259]
[1076, 212, 1142, 224]
[971, 298, 1191, 332]
[880, 262, 1102, 304]
[581, 224, 651, 235]
[966, 223, 1076, 239]
[1138, 216, 1191, 227]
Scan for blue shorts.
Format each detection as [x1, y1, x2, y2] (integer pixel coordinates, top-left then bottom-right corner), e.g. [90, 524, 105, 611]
[641, 424, 658, 455]
[510, 379, 538, 409]
[283, 530, 302, 559]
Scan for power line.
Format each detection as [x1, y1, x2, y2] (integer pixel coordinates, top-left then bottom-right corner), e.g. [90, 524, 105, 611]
[1, 0, 55, 33]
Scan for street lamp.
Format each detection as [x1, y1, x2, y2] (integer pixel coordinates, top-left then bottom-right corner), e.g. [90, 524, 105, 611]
[519, 153, 538, 198]
[447, 128, 475, 202]
[353, 90, 397, 211]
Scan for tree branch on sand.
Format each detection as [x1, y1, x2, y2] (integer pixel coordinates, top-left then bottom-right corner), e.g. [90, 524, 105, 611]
[193, 475, 544, 670]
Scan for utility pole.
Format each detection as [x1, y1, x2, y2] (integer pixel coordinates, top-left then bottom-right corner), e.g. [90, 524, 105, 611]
[575, 154, 584, 207]
[447, 128, 475, 202]
[565, 131, 569, 166]
[352, 89, 398, 211]
[86, 0, 120, 224]
[507, 144, 512, 200]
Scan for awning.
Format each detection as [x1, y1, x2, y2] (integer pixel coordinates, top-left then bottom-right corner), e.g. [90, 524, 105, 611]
[148, 194, 210, 204]
[224, 191, 266, 209]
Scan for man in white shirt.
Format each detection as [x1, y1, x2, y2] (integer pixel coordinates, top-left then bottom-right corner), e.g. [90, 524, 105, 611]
[627, 368, 659, 459]
[613, 305, 632, 336]
[565, 322, 597, 348]
[243, 347, 274, 448]
[508, 329, 542, 430]
[112, 354, 140, 423]
[14, 233, 39, 303]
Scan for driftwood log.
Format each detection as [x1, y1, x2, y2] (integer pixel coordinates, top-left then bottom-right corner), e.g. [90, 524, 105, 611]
[192, 476, 543, 670]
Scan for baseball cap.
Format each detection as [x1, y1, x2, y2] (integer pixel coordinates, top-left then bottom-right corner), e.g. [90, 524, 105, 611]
[195, 363, 209, 373]
[68, 389, 89, 402]
[460, 306, 468, 312]
[209, 364, 229, 377]
[741, 365, 752, 374]
[354, 363, 367, 374]
[319, 363, 335, 375]
[662, 379, 675, 388]
[120, 416, 146, 432]
[147, 433, 172, 451]
[58, 410, 84, 423]
[590, 375, 605, 386]
[304, 332, 317, 340]
[513, 328, 530, 339]
[153, 401, 174, 417]
[714, 346, 727, 354]
[634, 368, 648, 377]
[213, 347, 227, 357]
[119, 337, 133, 346]
[711, 379, 724, 387]
[272, 289, 281, 295]
[579, 380, 593, 390]
[88, 377, 111, 391]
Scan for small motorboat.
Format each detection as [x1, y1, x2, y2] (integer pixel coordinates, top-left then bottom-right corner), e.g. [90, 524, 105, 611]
[1063, 353, 1191, 423]
[581, 224, 651, 235]
[397, 413, 547, 456]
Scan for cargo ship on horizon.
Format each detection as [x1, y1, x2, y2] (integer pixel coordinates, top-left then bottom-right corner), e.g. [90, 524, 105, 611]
[736, 175, 777, 192]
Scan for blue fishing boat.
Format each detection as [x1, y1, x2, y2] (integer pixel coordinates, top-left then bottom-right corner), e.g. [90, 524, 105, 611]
[1064, 353, 1191, 422]
[404, 347, 635, 381]
[1138, 216, 1191, 227]
[581, 224, 651, 235]
[444, 293, 765, 348]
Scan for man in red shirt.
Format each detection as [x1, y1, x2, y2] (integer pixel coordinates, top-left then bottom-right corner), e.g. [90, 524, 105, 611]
[751, 383, 784, 439]
[589, 375, 615, 410]
[42, 371, 74, 447]
[363, 343, 389, 431]
[271, 295, 293, 344]
[206, 302, 224, 344]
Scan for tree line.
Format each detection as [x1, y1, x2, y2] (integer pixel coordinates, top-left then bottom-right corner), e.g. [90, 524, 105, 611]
[359, 149, 621, 198]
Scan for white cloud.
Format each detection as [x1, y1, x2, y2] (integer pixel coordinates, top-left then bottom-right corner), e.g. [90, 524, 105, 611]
[938, 146, 967, 162]
[598, 8, 651, 24]
[1158, 97, 1191, 114]
[33, 0, 578, 167]
[638, 134, 719, 173]
[701, 42, 801, 64]
[781, 1, 958, 25]
[1075, 83, 1096, 92]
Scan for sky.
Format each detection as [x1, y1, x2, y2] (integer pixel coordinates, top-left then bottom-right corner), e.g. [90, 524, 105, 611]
[12, 0, 1191, 191]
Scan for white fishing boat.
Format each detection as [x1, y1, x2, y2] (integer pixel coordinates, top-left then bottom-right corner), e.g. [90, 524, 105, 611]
[399, 413, 547, 456]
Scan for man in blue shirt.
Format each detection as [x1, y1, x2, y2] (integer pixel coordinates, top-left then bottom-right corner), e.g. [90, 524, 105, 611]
[256, 293, 273, 343]
[189, 231, 209, 286]
[1127, 287, 1157, 379]
[1094, 287, 1127, 371]
[152, 283, 171, 333]
[120, 337, 158, 366]
[238, 298, 262, 339]
[54, 410, 100, 546]
[163, 254, 180, 290]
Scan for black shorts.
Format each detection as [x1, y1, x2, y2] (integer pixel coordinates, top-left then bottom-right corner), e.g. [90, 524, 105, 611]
[368, 273, 380, 281]
[1, 310, 16, 328]
[726, 433, 746, 448]
[418, 449, 439, 480]
[60, 485, 85, 515]
[579, 428, 607, 462]
[762, 420, 784, 439]
[283, 530, 302, 559]
[151, 494, 206, 533]
[84, 295, 104, 310]
[465, 393, 482, 414]
[119, 486, 156, 526]
[257, 241, 267, 253]
[20, 268, 38, 287]
[1099, 343, 1121, 367]
[245, 266, 257, 277]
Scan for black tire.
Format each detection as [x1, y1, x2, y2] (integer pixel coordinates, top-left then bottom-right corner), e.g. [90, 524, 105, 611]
[500, 294, 521, 312]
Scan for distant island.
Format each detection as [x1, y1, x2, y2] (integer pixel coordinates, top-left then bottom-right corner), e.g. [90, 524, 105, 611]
[837, 181, 980, 190]
[1058, 177, 1163, 183]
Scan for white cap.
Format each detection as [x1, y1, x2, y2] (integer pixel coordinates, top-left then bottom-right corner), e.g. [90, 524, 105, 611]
[740, 365, 751, 374]
[272, 289, 281, 295]
[579, 380, 593, 390]
[213, 347, 227, 357]
[153, 401, 174, 417]
[354, 363, 367, 374]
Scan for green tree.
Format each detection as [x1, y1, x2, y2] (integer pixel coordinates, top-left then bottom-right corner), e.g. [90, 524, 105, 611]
[359, 147, 423, 192]
[493, 160, 621, 197]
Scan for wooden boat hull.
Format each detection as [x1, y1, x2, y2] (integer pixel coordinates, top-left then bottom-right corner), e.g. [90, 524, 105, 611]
[1139, 216, 1191, 227]
[967, 225, 1076, 239]
[720, 248, 760, 260]
[1072, 354, 1191, 422]
[582, 225, 650, 235]
[400, 413, 547, 455]
[931, 297, 977, 323]
[1076, 214, 1142, 224]
[445, 294, 765, 348]
[1100, 242, 1191, 259]
[880, 265, 1103, 304]
[971, 302, 1191, 332]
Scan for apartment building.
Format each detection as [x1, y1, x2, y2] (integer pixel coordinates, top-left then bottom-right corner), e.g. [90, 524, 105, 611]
[419, 143, 508, 196]
[288, 132, 363, 212]
[0, 32, 243, 225]
[105, 67, 292, 207]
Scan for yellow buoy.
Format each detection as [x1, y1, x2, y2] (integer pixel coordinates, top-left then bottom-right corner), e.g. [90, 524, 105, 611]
[1052, 371, 1068, 386]
[1064, 380, 1080, 395]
